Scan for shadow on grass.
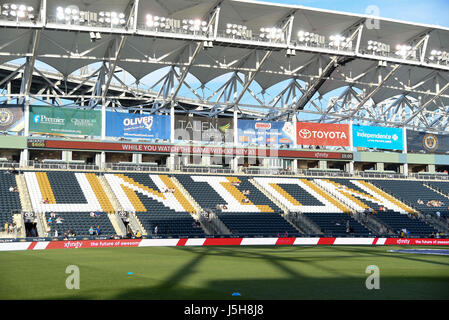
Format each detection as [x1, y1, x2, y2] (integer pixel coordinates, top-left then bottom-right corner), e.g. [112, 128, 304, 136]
[46, 246, 449, 300]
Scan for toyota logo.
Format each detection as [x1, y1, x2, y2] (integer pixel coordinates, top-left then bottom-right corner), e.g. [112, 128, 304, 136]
[298, 129, 312, 139]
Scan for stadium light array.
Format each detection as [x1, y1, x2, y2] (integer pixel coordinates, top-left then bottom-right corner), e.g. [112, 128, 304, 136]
[394, 44, 416, 59]
[329, 35, 352, 49]
[366, 40, 390, 55]
[429, 49, 449, 65]
[225, 23, 252, 39]
[98, 11, 126, 27]
[181, 18, 210, 34]
[56, 6, 126, 27]
[259, 27, 284, 42]
[1, 3, 35, 21]
[297, 30, 325, 46]
[145, 14, 181, 31]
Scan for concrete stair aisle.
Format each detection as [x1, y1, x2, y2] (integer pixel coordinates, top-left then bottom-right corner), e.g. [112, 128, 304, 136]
[108, 213, 127, 236]
[98, 175, 124, 212]
[98, 174, 142, 236]
[129, 212, 147, 236]
[12, 213, 26, 238]
[15, 174, 32, 212]
[199, 209, 232, 235]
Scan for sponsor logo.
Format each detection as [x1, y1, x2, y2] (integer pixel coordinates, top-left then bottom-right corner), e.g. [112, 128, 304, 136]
[299, 128, 347, 140]
[0, 109, 13, 126]
[392, 134, 398, 141]
[71, 118, 95, 127]
[396, 239, 411, 245]
[123, 116, 154, 132]
[33, 114, 65, 125]
[219, 123, 231, 133]
[298, 129, 312, 139]
[314, 152, 329, 158]
[63, 241, 83, 249]
[255, 122, 271, 130]
[423, 133, 438, 152]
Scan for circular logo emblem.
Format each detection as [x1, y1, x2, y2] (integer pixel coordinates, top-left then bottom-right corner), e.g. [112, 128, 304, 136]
[0, 109, 13, 126]
[392, 134, 398, 141]
[298, 128, 312, 139]
[422, 133, 438, 152]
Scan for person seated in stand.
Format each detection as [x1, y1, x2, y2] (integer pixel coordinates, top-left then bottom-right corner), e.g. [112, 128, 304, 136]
[417, 199, 424, 205]
[242, 198, 250, 204]
[50, 212, 56, 219]
[56, 216, 64, 224]
[9, 186, 14, 192]
[89, 226, 94, 236]
[94, 211, 101, 217]
[90, 211, 95, 218]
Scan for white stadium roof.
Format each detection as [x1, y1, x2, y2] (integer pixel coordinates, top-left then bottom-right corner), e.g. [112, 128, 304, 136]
[0, 0, 448, 131]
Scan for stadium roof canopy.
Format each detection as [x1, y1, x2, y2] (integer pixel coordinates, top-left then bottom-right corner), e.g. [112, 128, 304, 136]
[0, 0, 449, 132]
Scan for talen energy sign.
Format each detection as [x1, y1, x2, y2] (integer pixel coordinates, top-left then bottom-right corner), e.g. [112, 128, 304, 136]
[106, 112, 170, 140]
[352, 125, 403, 150]
[174, 115, 234, 143]
[29, 106, 101, 136]
[238, 120, 295, 146]
[296, 122, 349, 146]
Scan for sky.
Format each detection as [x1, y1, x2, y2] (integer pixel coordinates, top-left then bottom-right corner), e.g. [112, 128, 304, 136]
[261, 0, 449, 28]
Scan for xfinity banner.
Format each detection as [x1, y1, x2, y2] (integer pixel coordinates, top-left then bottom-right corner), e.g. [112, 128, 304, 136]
[296, 122, 350, 146]
[174, 115, 234, 143]
[0, 104, 24, 132]
[106, 112, 170, 140]
[407, 130, 449, 154]
[353, 125, 403, 150]
[238, 120, 295, 146]
[29, 106, 101, 136]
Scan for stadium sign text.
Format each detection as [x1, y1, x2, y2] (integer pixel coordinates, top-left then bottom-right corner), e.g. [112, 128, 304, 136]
[31, 139, 353, 160]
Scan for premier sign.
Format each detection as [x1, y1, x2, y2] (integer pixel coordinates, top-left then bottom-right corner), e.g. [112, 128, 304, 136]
[297, 122, 350, 147]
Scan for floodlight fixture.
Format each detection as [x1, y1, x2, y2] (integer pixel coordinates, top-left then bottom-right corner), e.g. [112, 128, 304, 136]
[1, 3, 35, 21]
[329, 35, 352, 49]
[366, 40, 390, 55]
[259, 27, 284, 42]
[181, 18, 210, 35]
[297, 30, 325, 46]
[394, 44, 416, 59]
[225, 23, 252, 39]
[429, 49, 449, 65]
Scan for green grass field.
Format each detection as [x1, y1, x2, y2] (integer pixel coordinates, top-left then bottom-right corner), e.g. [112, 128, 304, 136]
[0, 246, 448, 300]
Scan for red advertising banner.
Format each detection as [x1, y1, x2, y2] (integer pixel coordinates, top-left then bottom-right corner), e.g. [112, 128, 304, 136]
[384, 238, 449, 246]
[297, 122, 350, 147]
[31, 139, 353, 160]
[45, 239, 142, 249]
